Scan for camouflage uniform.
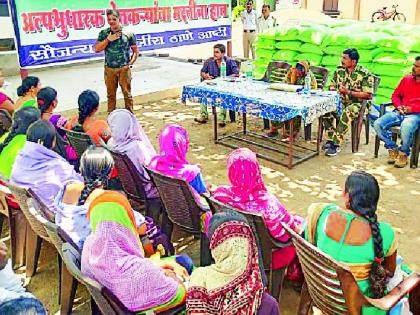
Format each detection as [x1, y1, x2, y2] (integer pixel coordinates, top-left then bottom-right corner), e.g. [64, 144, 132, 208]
[323, 65, 373, 145]
[98, 27, 136, 113]
[272, 69, 318, 137]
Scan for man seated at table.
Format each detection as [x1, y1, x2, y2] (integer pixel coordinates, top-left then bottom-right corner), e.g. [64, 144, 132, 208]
[373, 56, 420, 168]
[267, 60, 317, 141]
[323, 48, 373, 156]
[194, 43, 239, 127]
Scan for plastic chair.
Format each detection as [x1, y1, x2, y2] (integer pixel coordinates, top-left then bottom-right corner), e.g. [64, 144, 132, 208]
[310, 66, 330, 90]
[281, 222, 420, 315]
[374, 102, 420, 168]
[204, 195, 291, 302]
[28, 188, 80, 315]
[109, 150, 148, 211]
[262, 61, 292, 129]
[145, 166, 211, 266]
[0, 181, 26, 269]
[320, 75, 380, 152]
[6, 183, 51, 280]
[61, 243, 186, 315]
[351, 75, 381, 152]
[65, 129, 95, 158]
[304, 66, 330, 140]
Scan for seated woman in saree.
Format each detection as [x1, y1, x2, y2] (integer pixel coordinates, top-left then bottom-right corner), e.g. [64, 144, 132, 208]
[149, 124, 208, 208]
[187, 210, 280, 315]
[10, 120, 82, 216]
[37, 87, 78, 163]
[56, 146, 114, 249]
[81, 190, 188, 313]
[212, 148, 303, 271]
[305, 171, 411, 315]
[0, 107, 40, 179]
[67, 90, 111, 145]
[107, 109, 173, 240]
[14, 76, 41, 109]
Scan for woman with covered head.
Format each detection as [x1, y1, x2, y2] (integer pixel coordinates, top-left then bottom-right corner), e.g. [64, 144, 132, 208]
[267, 60, 317, 140]
[107, 109, 158, 199]
[305, 171, 410, 314]
[67, 89, 110, 145]
[149, 124, 208, 205]
[14, 76, 41, 109]
[212, 148, 303, 270]
[107, 109, 174, 238]
[187, 210, 280, 315]
[0, 107, 40, 179]
[10, 120, 82, 215]
[81, 186, 188, 312]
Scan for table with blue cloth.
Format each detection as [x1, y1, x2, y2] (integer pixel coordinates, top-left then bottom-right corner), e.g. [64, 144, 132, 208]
[182, 78, 341, 169]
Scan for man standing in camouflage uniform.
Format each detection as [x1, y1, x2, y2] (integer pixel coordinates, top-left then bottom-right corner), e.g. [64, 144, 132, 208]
[95, 10, 139, 113]
[323, 48, 373, 156]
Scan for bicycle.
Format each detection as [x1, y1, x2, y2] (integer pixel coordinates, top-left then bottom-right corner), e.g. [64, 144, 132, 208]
[371, 4, 406, 23]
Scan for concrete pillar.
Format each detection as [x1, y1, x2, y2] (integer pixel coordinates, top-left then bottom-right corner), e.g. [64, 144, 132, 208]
[416, 0, 420, 24]
[353, 0, 361, 19]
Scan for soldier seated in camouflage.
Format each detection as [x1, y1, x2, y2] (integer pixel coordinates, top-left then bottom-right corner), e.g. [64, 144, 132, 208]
[323, 48, 373, 156]
[267, 60, 317, 141]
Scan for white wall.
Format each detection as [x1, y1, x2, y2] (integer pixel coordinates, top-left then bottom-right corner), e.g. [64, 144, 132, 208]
[0, 17, 14, 39]
[357, 0, 417, 24]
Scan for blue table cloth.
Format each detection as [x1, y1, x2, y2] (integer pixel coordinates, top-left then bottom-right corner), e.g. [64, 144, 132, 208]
[182, 78, 342, 125]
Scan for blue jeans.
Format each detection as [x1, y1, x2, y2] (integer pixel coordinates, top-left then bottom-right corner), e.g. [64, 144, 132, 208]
[374, 111, 420, 156]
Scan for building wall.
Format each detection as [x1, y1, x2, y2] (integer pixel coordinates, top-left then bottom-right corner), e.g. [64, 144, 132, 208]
[337, 0, 418, 24]
[306, 0, 323, 12]
[358, 0, 417, 24]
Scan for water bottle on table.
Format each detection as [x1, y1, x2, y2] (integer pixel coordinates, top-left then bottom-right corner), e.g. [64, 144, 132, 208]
[221, 59, 227, 78]
[245, 61, 253, 82]
[303, 72, 311, 96]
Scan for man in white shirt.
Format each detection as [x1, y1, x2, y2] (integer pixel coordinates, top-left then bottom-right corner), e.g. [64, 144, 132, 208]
[257, 4, 276, 33]
[241, 0, 258, 59]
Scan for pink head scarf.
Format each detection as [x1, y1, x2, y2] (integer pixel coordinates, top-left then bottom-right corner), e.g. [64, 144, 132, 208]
[148, 124, 200, 183]
[213, 148, 302, 243]
[213, 148, 269, 206]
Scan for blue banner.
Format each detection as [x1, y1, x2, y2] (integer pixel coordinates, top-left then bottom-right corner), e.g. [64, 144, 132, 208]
[8, 0, 232, 68]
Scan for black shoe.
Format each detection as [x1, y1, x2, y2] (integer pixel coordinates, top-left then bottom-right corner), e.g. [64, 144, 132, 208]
[322, 140, 334, 151]
[218, 121, 226, 127]
[194, 117, 208, 124]
[325, 144, 338, 157]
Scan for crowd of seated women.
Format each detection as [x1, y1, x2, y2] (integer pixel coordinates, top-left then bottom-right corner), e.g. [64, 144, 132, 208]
[0, 75, 414, 315]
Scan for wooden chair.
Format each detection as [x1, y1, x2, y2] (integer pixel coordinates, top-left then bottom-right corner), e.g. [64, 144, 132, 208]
[374, 102, 420, 168]
[0, 181, 26, 269]
[281, 223, 420, 315]
[262, 61, 292, 129]
[351, 75, 381, 152]
[65, 129, 95, 158]
[204, 195, 291, 302]
[145, 166, 211, 266]
[61, 242, 186, 315]
[28, 188, 80, 315]
[305, 66, 330, 140]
